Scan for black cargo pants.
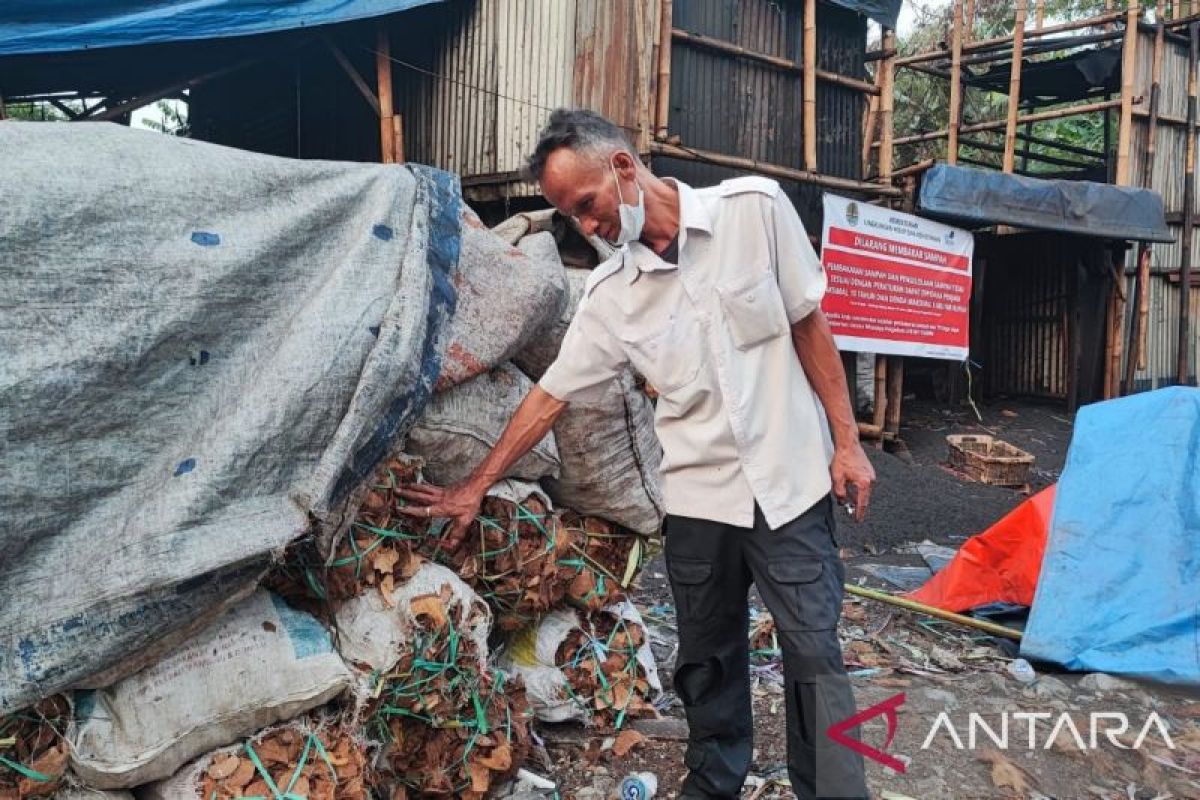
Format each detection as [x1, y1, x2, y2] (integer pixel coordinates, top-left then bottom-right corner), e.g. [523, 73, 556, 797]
[664, 496, 868, 799]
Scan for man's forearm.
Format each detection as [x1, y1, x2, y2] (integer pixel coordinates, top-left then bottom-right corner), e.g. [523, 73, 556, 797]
[465, 385, 568, 491]
[791, 309, 859, 449]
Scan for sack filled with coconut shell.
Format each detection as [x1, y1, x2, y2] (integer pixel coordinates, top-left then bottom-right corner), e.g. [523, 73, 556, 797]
[141, 719, 368, 800]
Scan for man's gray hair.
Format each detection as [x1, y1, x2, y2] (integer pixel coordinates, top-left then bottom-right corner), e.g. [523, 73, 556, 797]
[525, 108, 635, 182]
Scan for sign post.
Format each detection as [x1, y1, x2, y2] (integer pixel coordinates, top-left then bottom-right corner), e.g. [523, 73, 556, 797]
[820, 195, 974, 361]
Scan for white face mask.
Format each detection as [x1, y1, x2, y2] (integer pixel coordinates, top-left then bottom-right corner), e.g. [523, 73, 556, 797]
[606, 158, 645, 247]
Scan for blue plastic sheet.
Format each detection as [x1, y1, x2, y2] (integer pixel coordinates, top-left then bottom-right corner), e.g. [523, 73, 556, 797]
[0, 0, 442, 56]
[1021, 387, 1200, 685]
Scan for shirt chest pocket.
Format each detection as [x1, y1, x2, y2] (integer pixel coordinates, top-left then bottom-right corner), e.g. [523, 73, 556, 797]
[717, 270, 790, 351]
[622, 312, 704, 396]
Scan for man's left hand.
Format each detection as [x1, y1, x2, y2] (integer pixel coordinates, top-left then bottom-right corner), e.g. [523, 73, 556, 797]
[831, 442, 875, 522]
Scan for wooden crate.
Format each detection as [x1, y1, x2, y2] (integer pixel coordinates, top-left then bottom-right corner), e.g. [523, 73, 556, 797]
[945, 434, 1035, 487]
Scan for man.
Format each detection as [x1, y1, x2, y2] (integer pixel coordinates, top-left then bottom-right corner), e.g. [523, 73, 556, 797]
[398, 109, 874, 799]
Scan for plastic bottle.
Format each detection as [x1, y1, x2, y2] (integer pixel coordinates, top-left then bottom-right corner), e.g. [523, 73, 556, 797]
[1007, 657, 1037, 684]
[619, 772, 658, 799]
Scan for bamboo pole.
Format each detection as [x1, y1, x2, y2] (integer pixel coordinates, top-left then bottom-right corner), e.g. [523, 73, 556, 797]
[1179, 22, 1198, 385]
[890, 158, 937, 178]
[1035, 0, 1045, 29]
[1002, 1, 1029, 173]
[862, 92, 881, 175]
[896, 10, 1127, 66]
[655, 0, 673, 140]
[1115, 2, 1141, 186]
[376, 24, 395, 164]
[872, 356, 888, 431]
[884, 356, 904, 435]
[1126, 23, 1165, 390]
[948, 0, 964, 165]
[885, 97, 1124, 147]
[844, 584, 1024, 640]
[1108, 251, 1127, 398]
[803, 0, 818, 171]
[965, 0, 976, 42]
[650, 141, 905, 195]
[879, 28, 896, 182]
[671, 30, 880, 93]
[1125, 246, 1153, 392]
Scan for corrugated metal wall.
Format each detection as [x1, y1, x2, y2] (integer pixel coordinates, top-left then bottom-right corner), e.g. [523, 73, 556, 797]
[654, 0, 867, 232]
[391, 0, 659, 202]
[978, 233, 1114, 407]
[1125, 28, 1199, 387]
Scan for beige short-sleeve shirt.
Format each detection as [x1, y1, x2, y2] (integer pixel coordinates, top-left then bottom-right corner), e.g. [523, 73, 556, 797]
[539, 177, 833, 529]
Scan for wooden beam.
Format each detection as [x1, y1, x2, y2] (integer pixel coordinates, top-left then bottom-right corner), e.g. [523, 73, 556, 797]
[392, 114, 405, 163]
[655, 0, 673, 140]
[1180, 21, 1198, 385]
[879, 28, 896, 183]
[803, 0, 818, 171]
[1115, 2, 1141, 186]
[864, 47, 898, 62]
[649, 141, 904, 196]
[323, 36, 380, 118]
[896, 10, 1126, 66]
[1002, 0, 1029, 173]
[948, 0, 964, 165]
[85, 61, 254, 123]
[376, 23, 395, 164]
[885, 97, 1125, 147]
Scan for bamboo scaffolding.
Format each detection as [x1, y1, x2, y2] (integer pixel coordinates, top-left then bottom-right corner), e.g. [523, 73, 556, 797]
[1002, 1, 1029, 173]
[884, 98, 1125, 147]
[1180, 22, 1198, 385]
[959, 136, 1101, 168]
[650, 142, 905, 195]
[655, 0, 673, 140]
[803, 0, 818, 170]
[965, 0, 976, 43]
[896, 10, 1126, 67]
[879, 28, 896, 182]
[948, 0, 964, 165]
[1035, 0, 1045, 29]
[670, 29, 880, 94]
[376, 25, 395, 164]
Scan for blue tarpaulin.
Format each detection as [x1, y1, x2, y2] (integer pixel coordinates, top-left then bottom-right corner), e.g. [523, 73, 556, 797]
[919, 163, 1174, 243]
[0, 1, 441, 56]
[1021, 387, 1200, 686]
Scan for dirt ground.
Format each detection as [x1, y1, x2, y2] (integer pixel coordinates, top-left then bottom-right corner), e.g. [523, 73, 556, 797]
[512, 399, 1200, 800]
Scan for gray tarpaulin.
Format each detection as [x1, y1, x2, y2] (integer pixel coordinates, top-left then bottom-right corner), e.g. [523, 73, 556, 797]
[0, 122, 458, 711]
[918, 163, 1174, 243]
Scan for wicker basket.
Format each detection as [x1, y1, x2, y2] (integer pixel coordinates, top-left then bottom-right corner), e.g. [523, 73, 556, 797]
[945, 434, 1035, 486]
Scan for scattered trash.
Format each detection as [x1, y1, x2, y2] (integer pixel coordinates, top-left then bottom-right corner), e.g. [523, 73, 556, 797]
[618, 771, 657, 799]
[1008, 658, 1038, 684]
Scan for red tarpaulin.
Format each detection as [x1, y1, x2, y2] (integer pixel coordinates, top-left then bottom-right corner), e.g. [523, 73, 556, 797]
[907, 485, 1056, 612]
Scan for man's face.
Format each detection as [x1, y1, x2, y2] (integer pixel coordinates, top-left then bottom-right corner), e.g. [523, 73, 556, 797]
[540, 147, 634, 243]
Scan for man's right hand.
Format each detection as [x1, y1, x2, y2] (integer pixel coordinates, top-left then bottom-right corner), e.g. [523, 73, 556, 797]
[395, 480, 486, 555]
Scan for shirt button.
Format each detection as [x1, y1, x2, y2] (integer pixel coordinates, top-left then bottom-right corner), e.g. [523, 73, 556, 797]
[746, 293, 756, 302]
